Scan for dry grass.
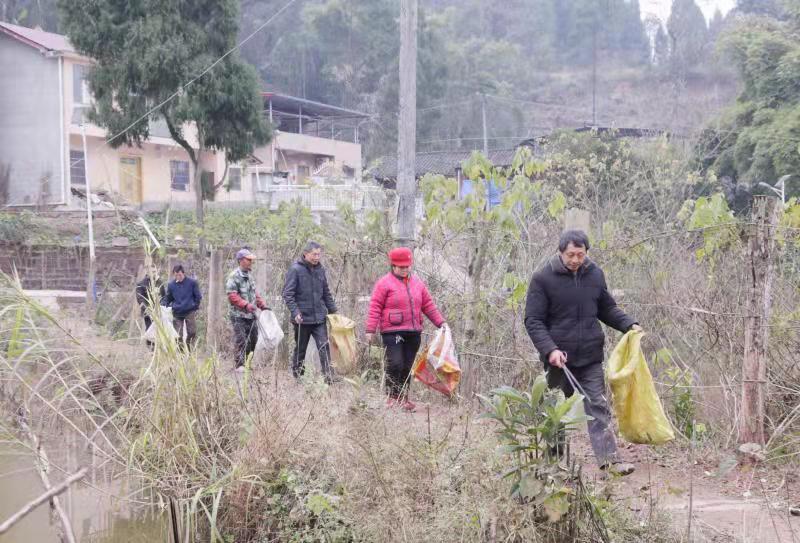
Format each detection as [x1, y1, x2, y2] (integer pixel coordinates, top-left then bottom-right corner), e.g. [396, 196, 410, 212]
[0, 274, 681, 542]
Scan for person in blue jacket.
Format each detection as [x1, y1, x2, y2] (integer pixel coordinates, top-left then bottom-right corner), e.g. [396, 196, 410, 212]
[162, 264, 202, 350]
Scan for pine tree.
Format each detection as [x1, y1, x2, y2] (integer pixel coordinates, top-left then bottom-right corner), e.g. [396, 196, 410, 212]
[667, 0, 709, 72]
[654, 24, 670, 66]
[709, 8, 725, 41]
[622, 0, 651, 64]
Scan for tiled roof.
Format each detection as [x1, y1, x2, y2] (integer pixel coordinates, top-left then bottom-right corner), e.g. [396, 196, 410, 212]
[0, 21, 76, 54]
[370, 148, 519, 181]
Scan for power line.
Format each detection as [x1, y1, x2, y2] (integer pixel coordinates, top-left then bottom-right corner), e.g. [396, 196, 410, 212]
[483, 93, 590, 114]
[417, 99, 476, 112]
[103, 0, 302, 147]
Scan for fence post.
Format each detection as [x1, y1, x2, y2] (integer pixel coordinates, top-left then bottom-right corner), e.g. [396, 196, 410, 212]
[739, 195, 779, 445]
[564, 208, 591, 234]
[206, 249, 224, 351]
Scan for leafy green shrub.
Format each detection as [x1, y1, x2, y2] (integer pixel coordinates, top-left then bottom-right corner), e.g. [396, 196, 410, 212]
[480, 375, 590, 523]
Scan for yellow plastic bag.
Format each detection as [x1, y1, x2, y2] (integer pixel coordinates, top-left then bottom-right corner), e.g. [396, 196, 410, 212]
[327, 314, 357, 375]
[606, 330, 674, 445]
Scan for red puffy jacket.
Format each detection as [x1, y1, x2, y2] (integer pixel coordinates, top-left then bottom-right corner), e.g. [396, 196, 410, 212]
[365, 273, 445, 334]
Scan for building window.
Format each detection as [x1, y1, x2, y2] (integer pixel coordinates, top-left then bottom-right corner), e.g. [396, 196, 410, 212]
[70, 150, 86, 185]
[170, 160, 190, 191]
[228, 167, 242, 191]
[73, 64, 89, 105]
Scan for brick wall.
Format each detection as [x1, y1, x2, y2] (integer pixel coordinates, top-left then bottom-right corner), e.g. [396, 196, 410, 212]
[0, 243, 145, 290]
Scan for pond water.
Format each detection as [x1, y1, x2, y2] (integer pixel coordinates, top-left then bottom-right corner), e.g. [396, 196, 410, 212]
[0, 442, 168, 543]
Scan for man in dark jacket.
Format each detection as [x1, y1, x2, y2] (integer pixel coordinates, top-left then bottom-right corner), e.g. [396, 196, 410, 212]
[524, 230, 640, 475]
[135, 269, 165, 348]
[282, 240, 338, 382]
[135, 269, 164, 332]
[162, 264, 202, 350]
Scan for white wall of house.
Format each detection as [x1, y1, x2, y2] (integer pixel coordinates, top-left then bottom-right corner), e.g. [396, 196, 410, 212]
[0, 35, 65, 205]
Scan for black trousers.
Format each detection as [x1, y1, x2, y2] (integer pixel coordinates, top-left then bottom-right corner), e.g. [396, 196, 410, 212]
[173, 311, 197, 350]
[231, 317, 258, 368]
[292, 322, 332, 378]
[381, 331, 422, 398]
[546, 363, 619, 466]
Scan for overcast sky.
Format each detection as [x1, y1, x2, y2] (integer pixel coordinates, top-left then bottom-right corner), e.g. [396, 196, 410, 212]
[640, 0, 736, 23]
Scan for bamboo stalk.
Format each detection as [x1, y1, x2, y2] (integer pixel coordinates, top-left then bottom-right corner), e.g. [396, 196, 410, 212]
[17, 417, 80, 543]
[0, 468, 87, 535]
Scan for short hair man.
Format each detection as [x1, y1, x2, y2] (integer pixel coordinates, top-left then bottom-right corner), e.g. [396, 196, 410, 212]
[524, 230, 641, 475]
[162, 264, 202, 350]
[282, 240, 338, 383]
[226, 249, 269, 371]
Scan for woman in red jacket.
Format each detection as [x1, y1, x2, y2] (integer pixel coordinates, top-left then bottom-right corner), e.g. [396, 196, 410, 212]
[365, 247, 446, 411]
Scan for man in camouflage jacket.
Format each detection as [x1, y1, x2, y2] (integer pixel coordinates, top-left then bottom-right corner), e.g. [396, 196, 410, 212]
[226, 248, 269, 370]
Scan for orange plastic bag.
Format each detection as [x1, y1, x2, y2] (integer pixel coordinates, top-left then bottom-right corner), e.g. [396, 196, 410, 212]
[412, 325, 461, 397]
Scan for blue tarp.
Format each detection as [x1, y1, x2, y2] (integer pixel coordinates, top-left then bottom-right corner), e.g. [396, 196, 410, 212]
[461, 178, 502, 208]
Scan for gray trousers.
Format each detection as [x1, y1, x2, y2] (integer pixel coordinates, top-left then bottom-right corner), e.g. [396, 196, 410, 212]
[546, 362, 618, 466]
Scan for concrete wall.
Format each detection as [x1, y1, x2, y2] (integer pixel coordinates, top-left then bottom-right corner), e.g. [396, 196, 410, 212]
[70, 133, 204, 209]
[273, 131, 362, 181]
[0, 36, 65, 205]
[0, 243, 144, 290]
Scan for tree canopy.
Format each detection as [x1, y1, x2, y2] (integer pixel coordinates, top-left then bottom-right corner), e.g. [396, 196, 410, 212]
[698, 3, 800, 208]
[58, 0, 271, 236]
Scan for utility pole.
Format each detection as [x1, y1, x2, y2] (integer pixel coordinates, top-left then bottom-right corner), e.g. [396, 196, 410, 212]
[481, 93, 488, 157]
[396, 0, 417, 247]
[589, 4, 603, 128]
[740, 195, 779, 446]
[80, 120, 96, 310]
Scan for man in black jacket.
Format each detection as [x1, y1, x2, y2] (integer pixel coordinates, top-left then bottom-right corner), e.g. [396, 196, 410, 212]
[525, 230, 640, 475]
[282, 241, 338, 382]
[135, 268, 165, 348]
[162, 264, 203, 350]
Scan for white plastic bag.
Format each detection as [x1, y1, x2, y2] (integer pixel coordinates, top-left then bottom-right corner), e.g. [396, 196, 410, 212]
[255, 310, 284, 352]
[143, 306, 178, 341]
[427, 324, 458, 370]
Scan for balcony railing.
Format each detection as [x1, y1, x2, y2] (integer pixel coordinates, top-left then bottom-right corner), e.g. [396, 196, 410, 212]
[255, 184, 387, 212]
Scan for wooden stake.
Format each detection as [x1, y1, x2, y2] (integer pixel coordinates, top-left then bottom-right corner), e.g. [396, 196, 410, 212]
[564, 208, 591, 234]
[206, 249, 224, 350]
[740, 195, 779, 445]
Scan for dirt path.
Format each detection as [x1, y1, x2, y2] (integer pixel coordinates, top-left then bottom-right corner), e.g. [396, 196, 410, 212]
[572, 441, 800, 542]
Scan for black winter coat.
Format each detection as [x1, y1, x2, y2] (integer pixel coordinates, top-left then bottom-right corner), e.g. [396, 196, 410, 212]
[135, 276, 165, 313]
[524, 255, 636, 368]
[282, 259, 338, 324]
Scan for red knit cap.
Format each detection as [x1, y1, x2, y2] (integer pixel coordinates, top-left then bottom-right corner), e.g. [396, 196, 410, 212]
[388, 247, 413, 266]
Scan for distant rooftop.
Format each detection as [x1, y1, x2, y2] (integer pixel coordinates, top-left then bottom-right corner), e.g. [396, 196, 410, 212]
[370, 148, 521, 184]
[263, 88, 368, 144]
[0, 21, 76, 55]
[263, 91, 369, 120]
